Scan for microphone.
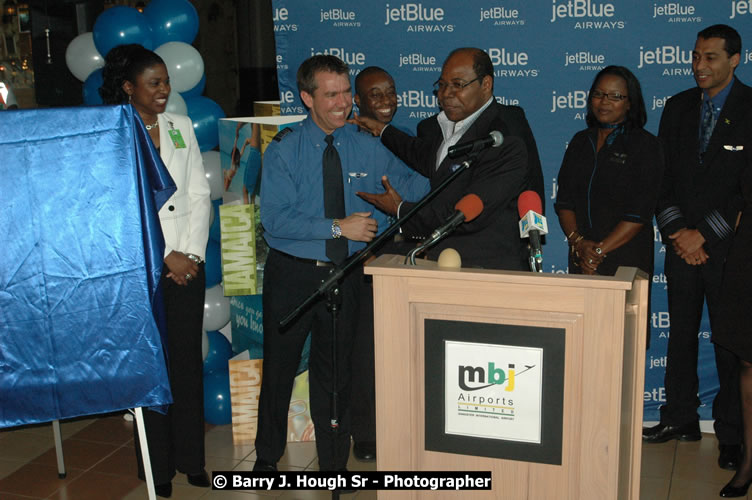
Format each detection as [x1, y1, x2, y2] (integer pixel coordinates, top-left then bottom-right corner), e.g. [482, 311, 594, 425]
[517, 190, 548, 273]
[406, 194, 484, 265]
[447, 131, 504, 159]
[429, 194, 484, 242]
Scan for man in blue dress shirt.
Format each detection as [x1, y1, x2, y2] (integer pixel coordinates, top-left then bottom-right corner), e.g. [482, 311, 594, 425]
[253, 55, 425, 473]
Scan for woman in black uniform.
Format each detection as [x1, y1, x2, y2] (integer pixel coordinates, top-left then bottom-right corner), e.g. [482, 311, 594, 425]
[714, 166, 752, 498]
[555, 65, 663, 276]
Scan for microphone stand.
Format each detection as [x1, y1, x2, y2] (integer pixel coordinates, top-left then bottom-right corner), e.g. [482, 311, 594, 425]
[277, 153, 480, 497]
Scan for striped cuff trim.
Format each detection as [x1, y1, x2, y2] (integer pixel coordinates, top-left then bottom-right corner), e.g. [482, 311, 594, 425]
[656, 206, 682, 229]
[705, 210, 733, 240]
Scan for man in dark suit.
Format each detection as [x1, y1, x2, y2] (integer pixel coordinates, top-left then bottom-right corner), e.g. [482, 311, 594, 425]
[645, 24, 752, 472]
[353, 47, 543, 270]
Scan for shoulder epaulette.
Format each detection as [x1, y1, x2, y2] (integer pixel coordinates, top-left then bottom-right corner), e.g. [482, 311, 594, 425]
[273, 127, 294, 142]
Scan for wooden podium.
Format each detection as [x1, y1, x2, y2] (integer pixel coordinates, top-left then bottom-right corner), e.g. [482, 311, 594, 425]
[364, 255, 649, 500]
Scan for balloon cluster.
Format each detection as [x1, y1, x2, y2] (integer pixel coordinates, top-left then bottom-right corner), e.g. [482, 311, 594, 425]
[65, 0, 225, 151]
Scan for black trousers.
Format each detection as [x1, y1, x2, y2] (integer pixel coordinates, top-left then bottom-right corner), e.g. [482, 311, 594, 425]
[661, 251, 741, 445]
[135, 264, 206, 484]
[350, 274, 376, 444]
[255, 249, 359, 470]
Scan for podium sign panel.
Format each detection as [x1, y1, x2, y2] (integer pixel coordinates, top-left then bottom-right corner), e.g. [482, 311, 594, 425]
[425, 320, 564, 465]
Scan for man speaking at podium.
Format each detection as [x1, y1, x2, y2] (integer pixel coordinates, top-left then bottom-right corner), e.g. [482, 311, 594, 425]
[353, 47, 544, 270]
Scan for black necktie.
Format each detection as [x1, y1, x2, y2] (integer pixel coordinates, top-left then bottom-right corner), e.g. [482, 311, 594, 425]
[323, 135, 347, 264]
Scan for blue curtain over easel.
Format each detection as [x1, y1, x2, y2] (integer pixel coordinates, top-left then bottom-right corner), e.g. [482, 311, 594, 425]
[0, 105, 176, 428]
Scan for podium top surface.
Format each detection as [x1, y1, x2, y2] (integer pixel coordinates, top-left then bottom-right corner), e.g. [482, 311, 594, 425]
[364, 254, 644, 291]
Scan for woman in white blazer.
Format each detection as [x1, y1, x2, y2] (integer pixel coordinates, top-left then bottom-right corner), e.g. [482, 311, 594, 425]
[100, 44, 211, 498]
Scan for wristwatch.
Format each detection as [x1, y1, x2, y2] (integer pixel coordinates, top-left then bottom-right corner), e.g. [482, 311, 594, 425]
[331, 219, 342, 239]
[186, 253, 204, 264]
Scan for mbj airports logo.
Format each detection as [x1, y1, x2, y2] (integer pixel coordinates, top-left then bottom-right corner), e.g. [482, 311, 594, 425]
[637, 45, 693, 76]
[488, 48, 539, 78]
[456, 362, 533, 419]
[319, 8, 361, 27]
[651, 2, 702, 23]
[273, 7, 297, 32]
[479, 5, 526, 26]
[384, 3, 455, 32]
[564, 50, 606, 71]
[550, 0, 625, 29]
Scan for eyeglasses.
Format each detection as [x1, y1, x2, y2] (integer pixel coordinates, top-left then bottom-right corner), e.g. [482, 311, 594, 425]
[590, 90, 628, 102]
[432, 76, 482, 95]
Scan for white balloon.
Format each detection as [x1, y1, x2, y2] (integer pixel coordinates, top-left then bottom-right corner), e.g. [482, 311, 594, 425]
[65, 32, 104, 82]
[201, 329, 209, 361]
[165, 91, 187, 115]
[154, 41, 204, 93]
[203, 284, 231, 332]
[201, 151, 223, 200]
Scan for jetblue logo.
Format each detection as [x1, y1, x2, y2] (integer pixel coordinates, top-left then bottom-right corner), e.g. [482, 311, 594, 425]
[397, 90, 437, 109]
[551, 90, 588, 112]
[638, 45, 692, 68]
[489, 48, 539, 77]
[731, 0, 752, 19]
[652, 2, 702, 22]
[310, 48, 365, 66]
[319, 8, 360, 27]
[564, 50, 605, 71]
[745, 49, 752, 64]
[273, 7, 298, 32]
[479, 6, 525, 26]
[398, 53, 438, 72]
[550, 0, 625, 29]
[279, 89, 304, 115]
[384, 3, 454, 31]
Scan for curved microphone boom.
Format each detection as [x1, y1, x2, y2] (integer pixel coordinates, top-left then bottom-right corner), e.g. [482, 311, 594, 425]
[447, 131, 504, 159]
[517, 190, 548, 272]
[407, 194, 484, 265]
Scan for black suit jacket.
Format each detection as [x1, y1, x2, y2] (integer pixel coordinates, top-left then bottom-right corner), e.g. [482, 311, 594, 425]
[656, 78, 752, 259]
[382, 101, 540, 270]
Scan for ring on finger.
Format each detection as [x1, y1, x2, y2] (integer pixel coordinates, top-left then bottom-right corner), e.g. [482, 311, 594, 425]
[588, 258, 593, 264]
[185, 273, 193, 280]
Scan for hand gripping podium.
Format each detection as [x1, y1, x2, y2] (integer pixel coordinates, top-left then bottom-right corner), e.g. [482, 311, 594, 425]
[365, 255, 649, 500]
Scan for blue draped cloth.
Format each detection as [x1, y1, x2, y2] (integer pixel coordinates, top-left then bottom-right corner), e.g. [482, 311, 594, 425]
[0, 105, 176, 428]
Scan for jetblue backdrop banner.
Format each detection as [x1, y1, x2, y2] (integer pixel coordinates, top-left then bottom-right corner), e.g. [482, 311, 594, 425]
[270, 0, 752, 422]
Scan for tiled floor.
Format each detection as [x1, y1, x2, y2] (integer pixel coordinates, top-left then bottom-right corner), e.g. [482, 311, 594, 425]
[0, 414, 746, 499]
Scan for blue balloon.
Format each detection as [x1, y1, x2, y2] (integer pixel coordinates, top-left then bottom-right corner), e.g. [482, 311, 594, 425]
[209, 198, 223, 242]
[181, 73, 206, 98]
[203, 369, 231, 425]
[144, 0, 199, 46]
[92, 7, 153, 57]
[205, 239, 222, 288]
[82, 68, 103, 105]
[186, 96, 225, 152]
[204, 330, 232, 374]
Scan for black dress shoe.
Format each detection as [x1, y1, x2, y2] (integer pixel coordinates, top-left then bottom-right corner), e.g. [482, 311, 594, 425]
[187, 470, 210, 487]
[642, 422, 701, 443]
[718, 444, 742, 471]
[353, 441, 376, 462]
[720, 477, 752, 497]
[154, 482, 172, 498]
[252, 458, 278, 472]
